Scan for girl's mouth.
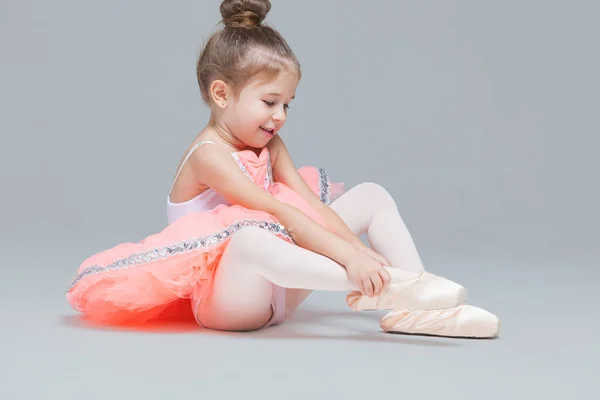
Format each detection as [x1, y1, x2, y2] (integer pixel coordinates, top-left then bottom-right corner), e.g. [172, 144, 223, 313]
[260, 126, 275, 135]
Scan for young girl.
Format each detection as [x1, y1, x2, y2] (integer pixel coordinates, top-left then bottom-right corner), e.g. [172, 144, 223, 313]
[66, 0, 500, 338]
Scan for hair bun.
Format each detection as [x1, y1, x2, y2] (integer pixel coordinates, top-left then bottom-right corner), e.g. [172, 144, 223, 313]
[220, 0, 271, 28]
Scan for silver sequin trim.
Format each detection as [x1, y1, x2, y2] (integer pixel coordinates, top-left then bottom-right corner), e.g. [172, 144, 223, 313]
[231, 153, 254, 182]
[264, 152, 274, 190]
[318, 168, 331, 205]
[66, 219, 291, 292]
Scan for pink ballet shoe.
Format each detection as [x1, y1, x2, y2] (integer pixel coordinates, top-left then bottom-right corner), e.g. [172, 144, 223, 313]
[346, 272, 467, 311]
[379, 305, 500, 338]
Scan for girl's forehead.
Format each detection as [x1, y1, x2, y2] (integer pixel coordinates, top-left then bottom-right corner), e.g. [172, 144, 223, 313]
[250, 73, 299, 95]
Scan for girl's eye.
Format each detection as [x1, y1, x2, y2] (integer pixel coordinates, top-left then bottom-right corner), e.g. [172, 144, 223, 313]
[263, 101, 290, 111]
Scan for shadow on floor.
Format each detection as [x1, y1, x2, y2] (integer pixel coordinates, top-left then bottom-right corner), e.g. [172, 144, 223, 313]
[58, 308, 474, 347]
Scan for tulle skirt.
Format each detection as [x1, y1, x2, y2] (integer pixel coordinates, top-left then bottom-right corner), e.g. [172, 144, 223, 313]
[66, 166, 344, 325]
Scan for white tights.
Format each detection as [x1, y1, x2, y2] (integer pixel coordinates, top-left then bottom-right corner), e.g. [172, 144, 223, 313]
[198, 182, 429, 330]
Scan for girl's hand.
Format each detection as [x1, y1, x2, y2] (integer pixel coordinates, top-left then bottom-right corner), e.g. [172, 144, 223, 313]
[355, 244, 390, 268]
[344, 248, 391, 297]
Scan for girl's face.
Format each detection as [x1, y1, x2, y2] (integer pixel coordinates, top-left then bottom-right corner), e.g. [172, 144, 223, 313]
[221, 70, 299, 148]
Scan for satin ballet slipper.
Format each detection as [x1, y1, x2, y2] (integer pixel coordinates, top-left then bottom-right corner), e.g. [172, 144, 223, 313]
[346, 271, 467, 311]
[379, 305, 500, 338]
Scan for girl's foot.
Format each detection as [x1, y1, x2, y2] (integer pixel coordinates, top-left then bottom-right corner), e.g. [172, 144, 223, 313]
[346, 271, 467, 311]
[379, 305, 500, 338]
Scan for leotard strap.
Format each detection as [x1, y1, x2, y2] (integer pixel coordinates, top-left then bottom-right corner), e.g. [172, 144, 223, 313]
[168, 140, 216, 196]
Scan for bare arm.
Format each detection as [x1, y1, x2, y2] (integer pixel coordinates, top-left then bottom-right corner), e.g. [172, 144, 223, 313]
[190, 143, 358, 267]
[267, 136, 363, 248]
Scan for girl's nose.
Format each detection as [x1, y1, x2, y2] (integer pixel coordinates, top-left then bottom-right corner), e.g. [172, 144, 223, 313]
[273, 109, 286, 123]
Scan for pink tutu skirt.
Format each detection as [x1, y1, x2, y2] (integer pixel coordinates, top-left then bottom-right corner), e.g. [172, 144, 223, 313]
[66, 159, 344, 325]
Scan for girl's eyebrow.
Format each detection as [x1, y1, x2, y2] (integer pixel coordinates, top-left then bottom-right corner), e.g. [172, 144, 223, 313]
[267, 92, 296, 99]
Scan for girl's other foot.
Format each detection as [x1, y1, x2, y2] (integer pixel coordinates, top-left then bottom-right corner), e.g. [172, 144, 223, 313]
[380, 305, 500, 338]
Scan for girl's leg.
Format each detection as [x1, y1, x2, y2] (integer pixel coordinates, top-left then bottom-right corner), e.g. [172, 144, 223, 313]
[286, 182, 432, 312]
[325, 183, 499, 338]
[329, 182, 425, 273]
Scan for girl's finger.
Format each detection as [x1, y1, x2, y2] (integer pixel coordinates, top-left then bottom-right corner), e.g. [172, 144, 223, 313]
[372, 274, 384, 296]
[355, 278, 366, 296]
[363, 278, 374, 297]
[379, 269, 392, 286]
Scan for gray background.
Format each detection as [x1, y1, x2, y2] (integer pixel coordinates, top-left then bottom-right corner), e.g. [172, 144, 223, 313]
[1, 0, 598, 399]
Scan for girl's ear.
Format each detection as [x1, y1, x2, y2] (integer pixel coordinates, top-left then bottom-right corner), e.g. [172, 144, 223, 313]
[210, 80, 230, 108]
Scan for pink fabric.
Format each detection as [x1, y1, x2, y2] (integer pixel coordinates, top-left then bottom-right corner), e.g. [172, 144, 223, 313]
[268, 284, 287, 326]
[65, 144, 344, 326]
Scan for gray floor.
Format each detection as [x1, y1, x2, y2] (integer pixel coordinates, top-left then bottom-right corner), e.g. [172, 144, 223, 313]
[2, 253, 598, 400]
[2, 1, 599, 398]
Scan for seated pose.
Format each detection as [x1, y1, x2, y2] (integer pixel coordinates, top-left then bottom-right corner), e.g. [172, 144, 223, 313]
[66, 0, 500, 339]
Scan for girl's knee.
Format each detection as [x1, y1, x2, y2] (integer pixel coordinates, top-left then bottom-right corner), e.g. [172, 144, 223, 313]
[354, 182, 394, 206]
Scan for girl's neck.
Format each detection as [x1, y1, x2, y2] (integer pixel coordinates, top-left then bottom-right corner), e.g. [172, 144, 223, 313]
[199, 119, 248, 153]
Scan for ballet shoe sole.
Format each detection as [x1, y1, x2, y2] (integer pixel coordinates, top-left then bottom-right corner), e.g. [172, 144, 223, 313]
[379, 306, 501, 339]
[381, 319, 501, 339]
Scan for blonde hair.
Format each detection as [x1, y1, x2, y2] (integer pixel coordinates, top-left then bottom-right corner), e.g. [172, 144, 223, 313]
[197, 0, 301, 105]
